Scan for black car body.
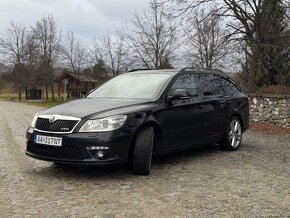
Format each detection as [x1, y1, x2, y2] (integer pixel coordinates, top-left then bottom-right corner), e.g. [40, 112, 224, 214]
[26, 68, 249, 175]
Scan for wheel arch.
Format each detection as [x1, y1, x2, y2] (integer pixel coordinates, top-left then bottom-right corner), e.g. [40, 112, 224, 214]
[231, 112, 244, 131]
[128, 120, 166, 161]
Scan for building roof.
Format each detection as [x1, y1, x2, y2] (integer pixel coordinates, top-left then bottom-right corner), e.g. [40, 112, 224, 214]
[54, 72, 98, 83]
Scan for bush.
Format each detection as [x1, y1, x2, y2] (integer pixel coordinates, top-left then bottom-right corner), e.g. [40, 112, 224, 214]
[231, 73, 252, 92]
[256, 85, 290, 95]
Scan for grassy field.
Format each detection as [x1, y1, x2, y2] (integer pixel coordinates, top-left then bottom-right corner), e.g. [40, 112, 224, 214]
[0, 94, 68, 108]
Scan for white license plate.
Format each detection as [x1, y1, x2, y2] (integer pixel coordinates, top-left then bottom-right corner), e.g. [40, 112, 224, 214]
[34, 134, 62, 146]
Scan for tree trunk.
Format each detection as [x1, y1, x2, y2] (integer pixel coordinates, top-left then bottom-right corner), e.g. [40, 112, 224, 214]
[51, 84, 55, 102]
[75, 77, 78, 98]
[41, 84, 45, 103]
[45, 85, 49, 100]
[18, 84, 22, 101]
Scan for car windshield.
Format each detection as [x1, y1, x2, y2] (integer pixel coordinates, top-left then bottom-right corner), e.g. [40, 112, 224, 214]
[87, 73, 172, 100]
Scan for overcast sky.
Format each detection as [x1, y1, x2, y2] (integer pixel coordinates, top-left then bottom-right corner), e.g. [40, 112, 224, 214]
[0, 0, 149, 42]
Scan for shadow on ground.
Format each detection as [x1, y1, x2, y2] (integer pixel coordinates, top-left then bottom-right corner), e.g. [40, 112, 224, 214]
[27, 142, 236, 180]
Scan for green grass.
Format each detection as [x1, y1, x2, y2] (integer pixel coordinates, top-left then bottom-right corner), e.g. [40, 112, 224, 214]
[0, 95, 69, 108]
[25, 100, 66, 108]
[0, 96, 8, 100]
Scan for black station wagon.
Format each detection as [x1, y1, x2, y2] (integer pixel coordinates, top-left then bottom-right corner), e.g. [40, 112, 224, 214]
[26, 68, 249, 175]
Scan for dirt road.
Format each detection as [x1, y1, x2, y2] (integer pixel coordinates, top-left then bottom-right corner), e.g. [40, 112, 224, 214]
[0, 100, 290, 217]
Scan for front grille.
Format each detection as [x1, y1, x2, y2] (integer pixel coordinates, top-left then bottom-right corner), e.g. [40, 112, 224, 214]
[35, 118, 78, 133]
[27, 142, 85, 161]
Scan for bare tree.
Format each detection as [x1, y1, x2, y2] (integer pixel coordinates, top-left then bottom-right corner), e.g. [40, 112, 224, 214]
[63, 32, 86, 97]
[91, 32, 129, 77]
[124, 0, 178, 69]
[32, 14, 61, 101]
[184, 8, 230, 69]
[165, 0, 265, 48]
[24, 31, 40, 87]
[103, 33, 129, 76]
[0, 22, 28, 101]
[166, 0, 290, 90]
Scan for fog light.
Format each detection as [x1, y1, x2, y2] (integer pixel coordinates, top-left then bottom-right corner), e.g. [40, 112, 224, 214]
[96, 151, 104, 158]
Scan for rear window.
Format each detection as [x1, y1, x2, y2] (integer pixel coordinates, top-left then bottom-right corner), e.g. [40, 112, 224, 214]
[218, 76, 241, 94]
[195, 73, 223, 96]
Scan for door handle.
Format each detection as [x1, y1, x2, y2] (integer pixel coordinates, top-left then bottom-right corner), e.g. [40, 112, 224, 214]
[197, 105, 204, 110]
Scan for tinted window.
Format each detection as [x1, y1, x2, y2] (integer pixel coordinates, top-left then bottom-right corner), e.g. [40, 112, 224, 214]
[218, 76, 241, 94]
[195, 73, 223, 96]
[169, 73, 198, 98]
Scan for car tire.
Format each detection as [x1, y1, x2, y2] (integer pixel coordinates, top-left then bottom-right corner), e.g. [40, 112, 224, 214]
[132, 126, 154, 175]
[220, 116, 243, 151]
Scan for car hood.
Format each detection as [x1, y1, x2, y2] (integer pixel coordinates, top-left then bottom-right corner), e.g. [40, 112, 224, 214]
[39, 98, 151, 118]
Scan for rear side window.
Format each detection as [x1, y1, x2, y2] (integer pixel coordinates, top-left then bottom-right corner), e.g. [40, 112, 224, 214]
[195, 73, 223, 96]
[218, 76, 241, 94]
[169, 73, 198, 97]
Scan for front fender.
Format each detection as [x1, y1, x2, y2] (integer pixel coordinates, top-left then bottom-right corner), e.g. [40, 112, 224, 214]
[128, 113, 167, 155]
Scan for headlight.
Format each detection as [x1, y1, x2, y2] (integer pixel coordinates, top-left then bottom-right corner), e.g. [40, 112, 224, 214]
[30, 113, 38, 128]
[79, 115, 127, 132]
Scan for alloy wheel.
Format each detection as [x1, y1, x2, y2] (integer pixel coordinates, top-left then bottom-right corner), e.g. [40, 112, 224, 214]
[229, 119, 242, 148]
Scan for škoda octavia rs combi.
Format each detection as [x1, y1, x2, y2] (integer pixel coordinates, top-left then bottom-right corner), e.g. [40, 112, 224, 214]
[26, 68, 249, 175]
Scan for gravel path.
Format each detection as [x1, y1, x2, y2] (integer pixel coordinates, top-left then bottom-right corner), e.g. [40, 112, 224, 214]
[0, 100, 290, 217]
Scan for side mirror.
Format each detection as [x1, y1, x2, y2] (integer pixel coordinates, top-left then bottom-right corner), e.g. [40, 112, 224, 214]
[167, 89, 191, 102]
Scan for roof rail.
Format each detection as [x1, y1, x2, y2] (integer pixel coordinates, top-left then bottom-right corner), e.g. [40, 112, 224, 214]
[128, 68, 152, 72]
[179, 67, 226, 75]
[179, 67, 195, 73]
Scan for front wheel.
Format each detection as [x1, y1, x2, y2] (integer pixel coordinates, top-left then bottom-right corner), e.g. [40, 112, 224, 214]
[131, 126, 154, 175]
[220, 117, 242, 151]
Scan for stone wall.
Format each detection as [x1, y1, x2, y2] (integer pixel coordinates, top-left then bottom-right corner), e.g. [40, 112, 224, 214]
[249, 94, 290, 128]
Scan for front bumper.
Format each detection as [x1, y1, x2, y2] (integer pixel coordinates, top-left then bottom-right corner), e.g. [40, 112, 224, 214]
[26, 129, 133, 165]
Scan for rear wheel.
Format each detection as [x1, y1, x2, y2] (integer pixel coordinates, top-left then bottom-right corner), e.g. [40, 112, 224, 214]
[220, 116, 242, 151]
[131, 126, 154, 175]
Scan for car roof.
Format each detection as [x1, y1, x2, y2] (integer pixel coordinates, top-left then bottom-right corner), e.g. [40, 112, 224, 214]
[124, 69, 179, 75]
[124, 68, 230, 78]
